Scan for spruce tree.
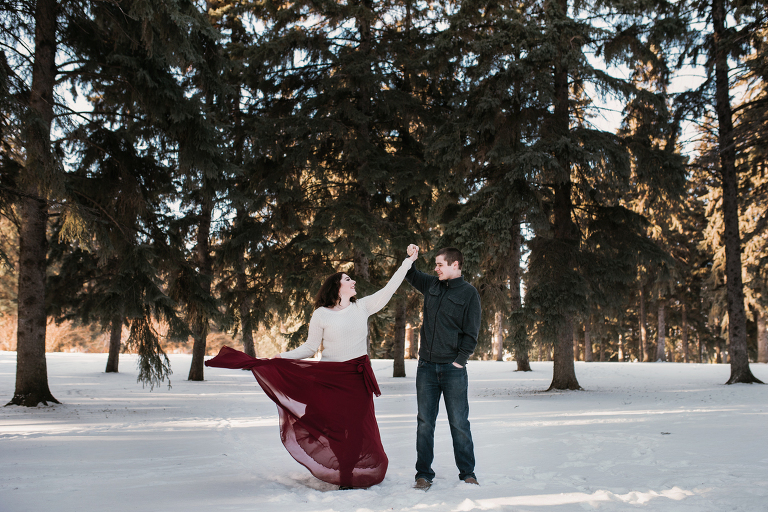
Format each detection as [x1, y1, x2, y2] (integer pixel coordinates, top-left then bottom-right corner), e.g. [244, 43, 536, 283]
[423, 1, 542, 368]
[244, 0, 439, 360]
[489, 0, 688, 388]
[735, 14, 768, 364]
[207, 0, 261, 358]
[419, 0, 690, 386]
[45, 123, 190, 387]
[3, 0, 223, 401]
[679, 0, 766, 381]
[379, 0, 438, 375]
[4, 0, 60, 406]
[711, 0, 761, 382]
[72, 0, 221, 387]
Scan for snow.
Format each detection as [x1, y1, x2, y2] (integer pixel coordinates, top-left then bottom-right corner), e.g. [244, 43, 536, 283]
[1, 353, 767, 512]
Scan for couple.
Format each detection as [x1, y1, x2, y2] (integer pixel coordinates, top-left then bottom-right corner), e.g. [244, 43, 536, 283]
[205, 245, 481, 490]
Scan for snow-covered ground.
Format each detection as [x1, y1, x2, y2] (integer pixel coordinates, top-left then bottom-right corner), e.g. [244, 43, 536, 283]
[1, 352, 767, 512]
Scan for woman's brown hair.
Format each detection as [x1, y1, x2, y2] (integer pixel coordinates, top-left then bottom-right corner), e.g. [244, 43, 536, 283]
[314, 272, 357, 309]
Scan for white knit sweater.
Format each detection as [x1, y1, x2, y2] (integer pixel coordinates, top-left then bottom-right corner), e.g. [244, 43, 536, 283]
[280, 258, 414, 362]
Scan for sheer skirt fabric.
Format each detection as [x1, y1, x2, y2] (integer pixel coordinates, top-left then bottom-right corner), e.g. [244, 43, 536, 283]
[205, 346, 388, 488]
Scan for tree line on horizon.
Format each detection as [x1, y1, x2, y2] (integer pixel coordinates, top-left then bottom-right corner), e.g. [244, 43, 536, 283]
[1, 0, 766, 406]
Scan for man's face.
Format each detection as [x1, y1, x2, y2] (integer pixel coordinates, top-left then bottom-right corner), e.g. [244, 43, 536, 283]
[435, 255, 460, 281]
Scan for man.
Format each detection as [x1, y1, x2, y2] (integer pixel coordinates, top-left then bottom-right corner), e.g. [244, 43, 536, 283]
[405, 245, 481, 490]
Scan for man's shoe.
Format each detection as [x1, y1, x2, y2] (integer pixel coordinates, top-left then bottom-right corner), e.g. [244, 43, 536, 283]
[414, 478, 432, 491]
[464, 476, 479, 485]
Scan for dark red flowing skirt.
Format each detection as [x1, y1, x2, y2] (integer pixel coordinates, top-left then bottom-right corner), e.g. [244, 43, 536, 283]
[205, 346, 388, 488]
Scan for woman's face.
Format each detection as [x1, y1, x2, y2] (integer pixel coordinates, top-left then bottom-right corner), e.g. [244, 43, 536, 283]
[338, 273, 356, 298]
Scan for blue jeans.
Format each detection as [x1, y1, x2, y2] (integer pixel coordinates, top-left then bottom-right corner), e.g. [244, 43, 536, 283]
[415, 359, 476, 481]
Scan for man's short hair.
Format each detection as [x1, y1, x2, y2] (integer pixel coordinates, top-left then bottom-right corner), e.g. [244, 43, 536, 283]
[435, 247, 463, 269]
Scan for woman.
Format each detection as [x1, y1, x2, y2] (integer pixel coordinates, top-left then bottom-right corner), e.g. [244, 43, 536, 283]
[205, 246, 419, 489]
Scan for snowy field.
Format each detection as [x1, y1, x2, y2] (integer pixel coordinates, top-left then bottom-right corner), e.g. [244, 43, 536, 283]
[1, 352, 767, 512]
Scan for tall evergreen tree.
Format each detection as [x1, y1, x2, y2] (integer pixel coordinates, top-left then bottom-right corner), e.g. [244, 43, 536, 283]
[70, 0, 221, 387]
[380, 0, 439, 376]
[521, 0, 686, 388]
[679, 0, 767, 381]
[246, 0, 439, 359]
[208, 0, 261, 358]
[426, 1, 539, 369]
[735, 13, 768, 364]
[4, 0, 61, 405]
[710, 0, 762, 382]
[418, 0, 688, 387]
[45, 123, 190, 385]
[3, 0, 223, 402]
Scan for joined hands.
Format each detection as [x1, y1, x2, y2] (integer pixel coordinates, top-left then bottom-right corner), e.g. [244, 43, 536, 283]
[407, 244, 420, 262]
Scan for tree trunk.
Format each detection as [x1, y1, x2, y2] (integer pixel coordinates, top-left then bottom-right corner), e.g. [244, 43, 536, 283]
[510, 223, 530, 371]
[393, 294, 406, 377]
[240, 308, 255, 358]
[516, 345, 531, 371]
[404, 323, 411, 358]
[639, 285, 649, 361]
[715, 340, 722, 364]
[237, 245, 255, 358]
[546, 0, 579, 389]
[105, 314, 123, 373]
[584, 322, 593, 362]
[493, 311, 503, 361]
[188, 315, 210, 383]
[188, 194, 214, 381]
[354, 249, 370, 282]
[404, 323, 413, 358]
[548, 317, 581, 390]
[354, 248, 372, 354]
[712, 0, 762, 383]
[757, 309, 767, 363]
[408, 322, 419, 359]
[573, 326, 580, 362]
[597, 335, 603, 362]
[682, 302, 689, 363]
[12, 196, 57, 406]
[8, 0, 59, 407]
[697, 332, 702, 363]
[618, 332, 624, 361]
[656, 300, 667, 361]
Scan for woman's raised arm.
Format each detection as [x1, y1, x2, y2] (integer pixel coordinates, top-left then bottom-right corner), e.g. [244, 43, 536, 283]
[358, 258, 414, 315]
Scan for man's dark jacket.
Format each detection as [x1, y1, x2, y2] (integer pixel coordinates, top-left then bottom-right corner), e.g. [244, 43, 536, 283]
[405, 266, 481, 367]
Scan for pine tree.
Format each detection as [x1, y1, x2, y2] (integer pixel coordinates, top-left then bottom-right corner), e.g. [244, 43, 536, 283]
[244, 0, 439, 361]
[380, 1, 442, 376]
[207, 0, 259, 358]
[710, 0, 762, 382]
[74, 0, 220, 387]
[584, 321, 593, 362]
[522, 0, 687, 388]
[418, 0, 690, 387]
[45, 122, 190, 387]
[3, 0, 223, 401]
[423, 1, 541, 368]
[609, 6, 698, 365]
[735, 16, 768, 364]
[5, 0, 60, 406]
[676, 0, 767, 381]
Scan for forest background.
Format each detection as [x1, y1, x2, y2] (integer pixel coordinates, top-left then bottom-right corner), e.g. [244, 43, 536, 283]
[1, 0, 767, 406]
